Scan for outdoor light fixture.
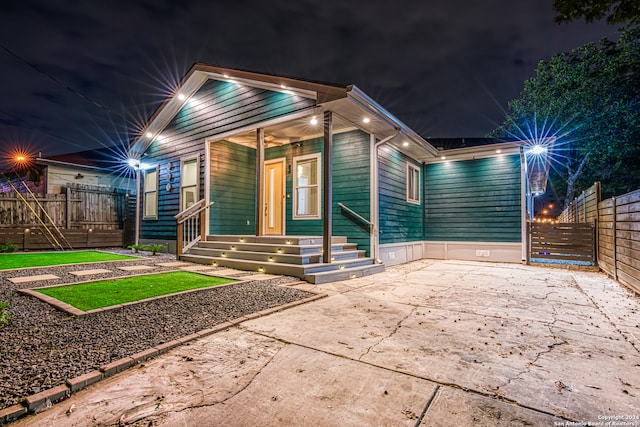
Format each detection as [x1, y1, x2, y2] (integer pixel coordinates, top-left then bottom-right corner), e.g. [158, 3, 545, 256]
[496, 149, 502, 154]
[310, 116, 318, 125]
[145, 132, 153, 138]
[441, 156, 446, 160]
[531, 145, 547, 155]
[402, 141, 409, 147]
[363, 117, 370, 124]
[177, 93, 186, 100]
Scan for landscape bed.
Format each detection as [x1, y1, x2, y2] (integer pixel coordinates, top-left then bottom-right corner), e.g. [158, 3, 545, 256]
[0, 256, 313, 412]
[0, 250, 139, 270]
[34, 271, 238, 311]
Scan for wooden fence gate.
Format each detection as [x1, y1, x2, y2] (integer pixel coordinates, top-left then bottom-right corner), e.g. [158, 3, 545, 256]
[529, 222, 596, 265]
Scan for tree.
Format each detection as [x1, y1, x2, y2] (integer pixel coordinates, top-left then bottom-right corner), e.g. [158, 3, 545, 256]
[491, 26, 640, 205]
[554, 0, 640, 25]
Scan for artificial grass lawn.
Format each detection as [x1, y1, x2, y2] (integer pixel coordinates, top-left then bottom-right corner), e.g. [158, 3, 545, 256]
[0, 250, 139, 270]
[35, 271, 237, 311]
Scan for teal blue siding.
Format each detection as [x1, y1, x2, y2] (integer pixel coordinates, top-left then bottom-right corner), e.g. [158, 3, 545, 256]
[378, 146, 424, 244]
[209, 141, 256, 234]
[264, 130, 371, 255]
[141, 79, 315, 240]
[424, 155, 522, 242]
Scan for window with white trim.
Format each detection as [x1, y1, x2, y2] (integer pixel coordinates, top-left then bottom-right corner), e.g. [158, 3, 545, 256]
[293, 153, 321, 219]
[407, 162, 421, 205]
[144, 166, 158, 219]
[180, 157, 199, 211]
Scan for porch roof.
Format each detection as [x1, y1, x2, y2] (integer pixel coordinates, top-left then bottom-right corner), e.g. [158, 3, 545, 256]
[128, 63, 437, 159]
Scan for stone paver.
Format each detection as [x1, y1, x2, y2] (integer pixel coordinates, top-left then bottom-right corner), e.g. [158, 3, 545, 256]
[11, 260, 640, 426]
[156, 261, 192, 267]
[179, 265, 216, 272]
[211, 268, 246, 275]
[239, 273, 280, 281]
[117, 265, 155, 272]
[69, 268, 112, 276]
[8, 274, 59, 284]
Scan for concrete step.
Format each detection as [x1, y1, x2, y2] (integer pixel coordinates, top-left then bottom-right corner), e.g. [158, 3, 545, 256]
[204, 235, 347, 245]
[304, 263, 385, 284]
[178, 255, 381, 280]
[187, 247, 364, 265]
[197, 240, 358, 255]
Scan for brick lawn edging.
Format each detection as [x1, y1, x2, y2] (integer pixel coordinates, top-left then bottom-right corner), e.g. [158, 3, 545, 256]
[0, 291, 326, 425]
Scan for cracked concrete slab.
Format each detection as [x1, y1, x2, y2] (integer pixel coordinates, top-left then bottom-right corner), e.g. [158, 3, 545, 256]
[12, 259, 640, 426]
[12, 329, 284, 426]
[420, 386, 564, 426]
[157, 344, 437, 426]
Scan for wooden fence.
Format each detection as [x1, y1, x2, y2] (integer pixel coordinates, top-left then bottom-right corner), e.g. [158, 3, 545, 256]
[598, 188, 640, 291]
[530, 223, 596, 265]
[0, 228, 125, 251]
[0, 183, 136, 250]
[557, 182, 600, 223]
[559, 182, 640, 292]
[0, 183, 131, 230]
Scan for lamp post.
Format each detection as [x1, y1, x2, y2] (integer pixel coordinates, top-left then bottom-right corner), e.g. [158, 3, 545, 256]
[128, 158, 141, 246]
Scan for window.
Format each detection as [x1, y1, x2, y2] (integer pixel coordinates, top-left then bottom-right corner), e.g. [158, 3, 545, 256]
[144, 167, 158, 219]
[293, 153, 321, 219]
[181, 158, 199, 211]
[407, 163, 421, 204]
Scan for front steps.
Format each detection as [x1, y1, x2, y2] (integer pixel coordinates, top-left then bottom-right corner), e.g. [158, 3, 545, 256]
[180, 235, 384, 284]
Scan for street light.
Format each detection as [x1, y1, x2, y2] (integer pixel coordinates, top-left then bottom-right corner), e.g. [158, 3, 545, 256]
[127, 158, 141, 246]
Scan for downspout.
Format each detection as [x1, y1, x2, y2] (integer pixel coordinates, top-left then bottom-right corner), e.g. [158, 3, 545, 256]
[371, 129, 400, 263]
[520, 145, 528, 263]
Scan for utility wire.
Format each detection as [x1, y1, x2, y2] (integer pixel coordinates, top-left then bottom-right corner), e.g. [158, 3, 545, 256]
[0, 42, 125, 120]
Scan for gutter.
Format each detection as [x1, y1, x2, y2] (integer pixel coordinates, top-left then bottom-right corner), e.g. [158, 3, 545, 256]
[371, 129, 401, 263]
[348, 86, 438, 157]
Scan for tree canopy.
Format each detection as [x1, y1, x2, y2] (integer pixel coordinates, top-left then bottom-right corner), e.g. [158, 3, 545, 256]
[492, 26, 640, 204]
[554, 0, 640, 25]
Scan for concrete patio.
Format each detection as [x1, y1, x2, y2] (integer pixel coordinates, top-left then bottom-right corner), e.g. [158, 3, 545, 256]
[12, 259, 640, 426]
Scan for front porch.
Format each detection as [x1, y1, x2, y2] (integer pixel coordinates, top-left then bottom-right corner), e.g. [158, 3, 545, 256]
[179, 234, 383, 284]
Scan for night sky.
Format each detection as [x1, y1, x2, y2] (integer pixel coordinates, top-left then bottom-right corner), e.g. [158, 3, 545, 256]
[0, 0, 620, 161]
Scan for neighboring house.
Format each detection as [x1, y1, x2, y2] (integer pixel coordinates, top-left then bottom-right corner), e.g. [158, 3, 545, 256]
[128, 64, 549, 283]
[0, 147, 135, 194]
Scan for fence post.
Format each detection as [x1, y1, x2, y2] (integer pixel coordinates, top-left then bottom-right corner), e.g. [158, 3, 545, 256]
[612, 196, 617, 281]
[65, 186, 71, 229]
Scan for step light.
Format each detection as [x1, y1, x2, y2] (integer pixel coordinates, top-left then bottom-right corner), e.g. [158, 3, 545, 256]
[277, 248, 283, 254]
[268, 257, 275, 262]
[258, 267, 265, 273]
[230, 245, 236, 250]
[339, 265, 345, 270]
[221, 252, 227, 257]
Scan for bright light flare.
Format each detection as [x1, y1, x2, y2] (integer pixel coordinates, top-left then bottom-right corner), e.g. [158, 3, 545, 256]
[530, 145, 547, 155]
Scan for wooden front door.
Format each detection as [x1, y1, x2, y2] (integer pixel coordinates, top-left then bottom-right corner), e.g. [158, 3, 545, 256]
[264, 159, 285, 235]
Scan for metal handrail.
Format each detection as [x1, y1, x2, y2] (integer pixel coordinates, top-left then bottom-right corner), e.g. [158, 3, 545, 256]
[338, 202, 373, 233]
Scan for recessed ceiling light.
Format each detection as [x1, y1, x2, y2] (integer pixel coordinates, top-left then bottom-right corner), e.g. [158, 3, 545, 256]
[363, 117, 370, 124]
[441, 156, 446, 160]
[280, 84, 287, 89]
[402, 141, 409, 147]
[223, 74, 230, 78]
[496, 149, 502, 154]
[146, 132, 153, 138]
[177, 93, 186, 101]
[310, 116, 318, 125]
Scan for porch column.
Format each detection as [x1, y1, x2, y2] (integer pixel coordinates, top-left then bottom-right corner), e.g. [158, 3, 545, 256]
[323, 111, 333, 263]
[255, 128, 265, 236]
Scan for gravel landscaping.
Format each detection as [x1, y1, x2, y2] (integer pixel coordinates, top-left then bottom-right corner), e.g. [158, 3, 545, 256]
[0, 250, 313, 411]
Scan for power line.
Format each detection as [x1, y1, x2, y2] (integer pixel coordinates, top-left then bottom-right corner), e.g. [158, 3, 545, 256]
[0, 42, 125, 120]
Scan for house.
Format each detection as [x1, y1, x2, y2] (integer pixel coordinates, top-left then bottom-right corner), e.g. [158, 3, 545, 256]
[0, 146, 135, 194]
[0, 146, 136, 250]
[129, 64, 549, 283]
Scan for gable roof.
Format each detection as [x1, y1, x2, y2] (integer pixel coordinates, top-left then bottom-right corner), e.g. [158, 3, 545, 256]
[129, 63, 438, 159]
